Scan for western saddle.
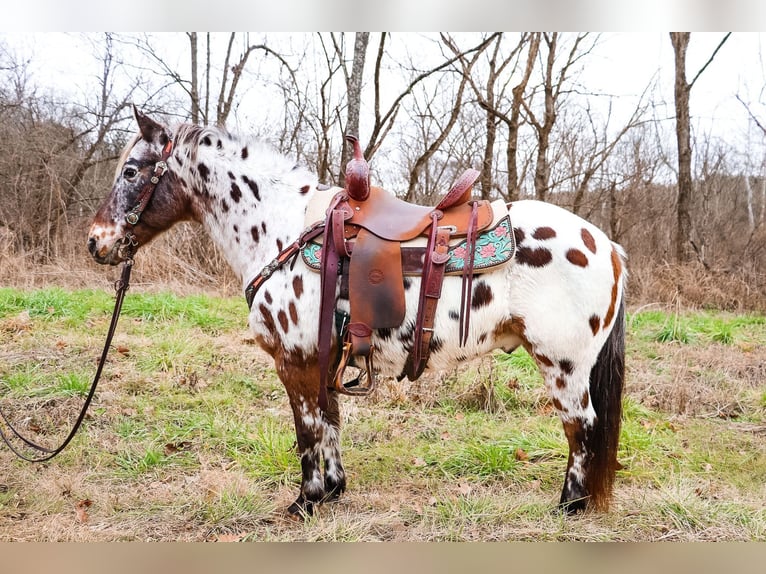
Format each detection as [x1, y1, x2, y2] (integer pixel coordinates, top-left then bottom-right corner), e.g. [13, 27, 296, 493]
[245, 135, 513, 412]
[311, 136, 511, 410]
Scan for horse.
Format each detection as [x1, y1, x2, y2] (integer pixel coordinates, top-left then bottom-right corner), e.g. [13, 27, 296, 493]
[88, 107, 626, 517]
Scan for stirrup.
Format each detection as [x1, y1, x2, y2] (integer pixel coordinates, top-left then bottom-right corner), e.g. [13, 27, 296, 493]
[332, 341, 377, 396]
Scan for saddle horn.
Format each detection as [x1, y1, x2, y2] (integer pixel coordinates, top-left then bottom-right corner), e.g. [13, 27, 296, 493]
[345, 134, 370, 202]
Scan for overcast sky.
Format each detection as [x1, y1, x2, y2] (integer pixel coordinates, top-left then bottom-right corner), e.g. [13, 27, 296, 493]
[6, 31, 763, 148]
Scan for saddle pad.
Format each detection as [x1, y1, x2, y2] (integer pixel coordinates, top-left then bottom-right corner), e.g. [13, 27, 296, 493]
[301, 214, 516, 276]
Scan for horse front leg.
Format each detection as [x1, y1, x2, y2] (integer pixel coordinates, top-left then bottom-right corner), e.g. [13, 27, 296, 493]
[279, 358, 346, 517]
[321, 387, 347, 500]
[277, 358, 325, 517]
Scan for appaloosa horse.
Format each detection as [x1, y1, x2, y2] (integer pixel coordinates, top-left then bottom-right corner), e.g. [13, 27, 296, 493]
[88, 108, 626, 517]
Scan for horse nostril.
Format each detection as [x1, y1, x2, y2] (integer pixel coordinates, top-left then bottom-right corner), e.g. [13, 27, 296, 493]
[87, 237, 97, 256]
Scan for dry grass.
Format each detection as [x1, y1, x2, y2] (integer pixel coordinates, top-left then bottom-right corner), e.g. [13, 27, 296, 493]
[629, 261, 766, 313]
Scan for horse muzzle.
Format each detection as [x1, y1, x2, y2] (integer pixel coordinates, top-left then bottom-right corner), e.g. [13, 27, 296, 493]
[87, 235, 134, 265]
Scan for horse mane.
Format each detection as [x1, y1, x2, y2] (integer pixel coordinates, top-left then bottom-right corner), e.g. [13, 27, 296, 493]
[173, 123, 235, 165]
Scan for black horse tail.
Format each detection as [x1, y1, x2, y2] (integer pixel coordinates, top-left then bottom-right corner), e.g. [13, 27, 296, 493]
[586, 294, 625, 511]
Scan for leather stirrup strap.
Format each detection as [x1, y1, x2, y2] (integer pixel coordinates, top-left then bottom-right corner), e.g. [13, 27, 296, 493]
[459, 201, 480, 346]
[409, 212, 451, 379]
[317, 193, 348, 411]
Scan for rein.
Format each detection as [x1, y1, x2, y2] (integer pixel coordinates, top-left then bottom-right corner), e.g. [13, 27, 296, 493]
[0, 140, 173, 463]
[0, 257, 134, 462]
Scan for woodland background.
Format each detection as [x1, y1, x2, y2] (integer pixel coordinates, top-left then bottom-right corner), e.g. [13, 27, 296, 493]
[0, 32, 764, 310]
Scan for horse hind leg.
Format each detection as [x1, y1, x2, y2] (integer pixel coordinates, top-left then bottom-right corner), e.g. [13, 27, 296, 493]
[543, 364, 598, 514]
[542, 301, 626, 513]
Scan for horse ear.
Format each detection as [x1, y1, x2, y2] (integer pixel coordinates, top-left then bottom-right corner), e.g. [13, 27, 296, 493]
[133, 105, 167, 144]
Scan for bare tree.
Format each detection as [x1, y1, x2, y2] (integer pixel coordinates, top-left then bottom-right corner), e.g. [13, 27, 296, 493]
[445, 32, 531, 201]
[402, 37, 485, 201]
[522, 33, 596, 202]
[669, 31, 731, 264]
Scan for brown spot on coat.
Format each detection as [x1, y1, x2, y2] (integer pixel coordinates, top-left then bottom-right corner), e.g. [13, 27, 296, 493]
[230, 182, 242, 203]
[288, 301, 299, 325]
[242, 175, 260, 201]
[516, 246, 553, 267]
[250, 226, 260, 243]
[589, 314, 601, 335]
[513, 226, 526, 245]
[471, 282, 493, 309]
[566, 248, 589, 268]
[258, 303, 275, 332]
[264, 291, 273, 304]
[581, 228, 597, 254]
[535, 353, 554, 368]
[556, 377, 567, 389]
[241, 147, 249, 159]
[580, 391, 590, 409]
[532, 226, 557, 240]
[292, 275, 304, 299]
[552, 397, 565, 412]
[559, 359, 574, 375]
[300, 185, 310, 194]
[603, 246, 622, 329]
[278, 310, 289, 333]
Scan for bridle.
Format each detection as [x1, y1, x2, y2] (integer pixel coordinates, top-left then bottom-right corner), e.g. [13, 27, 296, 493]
[122, 138, 174, 251]
[0, 139, 174, 462]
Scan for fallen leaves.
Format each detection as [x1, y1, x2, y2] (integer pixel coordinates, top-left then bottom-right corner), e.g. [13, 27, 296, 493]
[75, 499, 92, 524]
[164, 441, 193, 455]
[1, 310, 32, 333]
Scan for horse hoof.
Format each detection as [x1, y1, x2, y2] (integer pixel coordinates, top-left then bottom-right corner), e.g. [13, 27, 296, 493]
[324, 477, 347, 502]
[287, 496, 315, 519]
[558, 497, 589, 516]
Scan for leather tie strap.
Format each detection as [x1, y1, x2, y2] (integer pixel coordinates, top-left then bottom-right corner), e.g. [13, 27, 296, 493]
[459, 201, 480, 346]
[316, 192, 349, 411]
[408, 212, 451, 379]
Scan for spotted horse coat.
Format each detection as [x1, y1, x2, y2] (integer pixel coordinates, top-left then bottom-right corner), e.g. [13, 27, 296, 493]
[88, 108, 627, 518]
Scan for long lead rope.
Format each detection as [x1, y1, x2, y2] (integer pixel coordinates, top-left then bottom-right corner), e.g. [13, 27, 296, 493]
[0, 257, 134, 462]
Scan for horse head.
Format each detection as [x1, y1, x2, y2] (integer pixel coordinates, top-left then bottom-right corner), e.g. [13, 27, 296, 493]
[88, 106, 191, 265]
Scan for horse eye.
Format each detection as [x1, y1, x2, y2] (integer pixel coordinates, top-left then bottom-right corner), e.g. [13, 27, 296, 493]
[123, 166, 138, 180]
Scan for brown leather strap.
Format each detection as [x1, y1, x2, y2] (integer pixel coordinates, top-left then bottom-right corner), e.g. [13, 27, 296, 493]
[408, 213, 451, 379]
[316, 192, 349, 411]
[459, 201, 480, 346]
[245, 220, 325, 309]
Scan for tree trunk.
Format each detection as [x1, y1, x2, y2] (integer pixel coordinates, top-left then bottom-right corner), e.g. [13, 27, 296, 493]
[670, 32, 694, 263]
[507, 33, 540, 202]
[339, 32, 370, 186]
[189, 32, 200, 124]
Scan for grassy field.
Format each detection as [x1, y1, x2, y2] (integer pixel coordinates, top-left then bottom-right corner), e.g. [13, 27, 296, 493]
[0, 286, 764, 541]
